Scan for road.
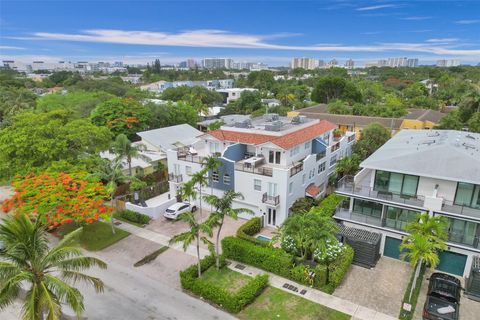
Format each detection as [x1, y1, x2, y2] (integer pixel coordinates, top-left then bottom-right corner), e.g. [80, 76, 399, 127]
[0, 247, 236, 320]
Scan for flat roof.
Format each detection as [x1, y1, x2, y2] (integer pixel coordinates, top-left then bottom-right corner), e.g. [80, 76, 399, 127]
[361, 129, 480, 185]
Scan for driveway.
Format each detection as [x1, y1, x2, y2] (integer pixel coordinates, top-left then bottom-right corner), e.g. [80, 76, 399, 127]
[333, 257, 411, 317]
[146, 212, 245, 251]
[414, 270, 480, 320]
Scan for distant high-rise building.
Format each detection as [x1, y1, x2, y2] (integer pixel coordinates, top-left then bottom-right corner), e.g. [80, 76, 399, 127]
[291, 57, 319, 70]
[187, 59, 197, 69]
[407, 58, 419, 68]
[327, 59, 338, 68]
[318, 60, 326, 68]
[436, 59, 460, 67]
[387, 57, 408, 68]
[202, 58, 233, 69]
[345, 59, 355, 69]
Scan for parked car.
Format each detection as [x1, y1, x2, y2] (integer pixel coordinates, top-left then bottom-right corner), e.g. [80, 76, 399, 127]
[163, 202, 197, 220]
[423, 272, 462, 320]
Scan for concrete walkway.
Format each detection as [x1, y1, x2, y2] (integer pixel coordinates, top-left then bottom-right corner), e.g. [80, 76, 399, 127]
[115, 220, 210, 258]
[227, 260, 398, 320]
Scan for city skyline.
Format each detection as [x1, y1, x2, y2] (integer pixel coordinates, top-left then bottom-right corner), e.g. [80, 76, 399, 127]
[1, 0, 480, 66]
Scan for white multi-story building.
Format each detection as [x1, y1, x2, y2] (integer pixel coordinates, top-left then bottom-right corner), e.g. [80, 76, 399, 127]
[202, 58, 234, 69]
[166, 114, 355, 226]
[291, 57, 319, 70]
[387, 57, 408, 68]
[335, 130, 480, 277]
[344, 59, 355, 69]
[216, 88, 257, 104]
[437, 59, 460, 67]
[406, 58, 419, 68]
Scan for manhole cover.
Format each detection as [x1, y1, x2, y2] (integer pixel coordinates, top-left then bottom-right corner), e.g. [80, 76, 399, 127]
[300, 289, 307, 295]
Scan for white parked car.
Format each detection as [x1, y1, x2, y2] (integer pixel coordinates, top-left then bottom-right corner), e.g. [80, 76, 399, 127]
[163, 202, 197, 220]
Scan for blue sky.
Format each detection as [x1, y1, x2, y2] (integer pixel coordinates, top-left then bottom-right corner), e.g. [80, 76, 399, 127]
[1, 0, 479, 66]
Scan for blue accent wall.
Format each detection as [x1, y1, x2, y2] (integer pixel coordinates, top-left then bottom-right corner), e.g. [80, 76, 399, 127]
[209, 157, 234, 191]
[312, 138, 327, 154]
[223, 143, 246, 162]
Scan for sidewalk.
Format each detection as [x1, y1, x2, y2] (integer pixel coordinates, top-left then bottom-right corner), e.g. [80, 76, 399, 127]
[115, 220, 210, 258]
[227, 260, 398, 320]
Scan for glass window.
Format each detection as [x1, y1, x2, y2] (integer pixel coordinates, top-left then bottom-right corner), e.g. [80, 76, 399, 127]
[330, 155, 337, 166]
[388, 173, 403, 194]
[374, 170, 419, 197]
[288, 182, 293, 194]
[454, 182, 479, 208]
[302, 174, 306, 185]
[318, 162, 326, 174]
[185, 166, 192, 176]
[385, 206, 419, 231]
[254, 179, 261, 191]
[269, 150, 281, 164]
[374, 170, 390, 192]
[304, 141, 311, 150]
[353, 199, 382, 219]
[445, 216, 478, 247]
[223, 174, 230, 185]
[402, 175, 419, 196]
[275, 151, 281, 164]
[212, 171, 219, 182]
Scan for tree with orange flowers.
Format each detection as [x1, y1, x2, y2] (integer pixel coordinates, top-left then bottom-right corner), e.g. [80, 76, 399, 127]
[1, 172, 112, 229]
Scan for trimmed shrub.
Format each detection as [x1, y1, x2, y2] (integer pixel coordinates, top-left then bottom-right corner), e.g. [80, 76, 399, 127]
[327, 245, 354, 288]
[222, 236, 293, 278]
[114, 209, 151, 225]
[179, 255, 268, 313]
[289, 264, 327, 288]
[290, 197, 315, 214]
[236, 217, 271, 247]
[315, 194, 346, 216]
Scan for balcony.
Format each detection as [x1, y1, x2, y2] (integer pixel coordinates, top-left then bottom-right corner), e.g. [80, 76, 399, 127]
[440, 201, 480, 220]
[168, 173, 183, 183]
[336, 175, 425, 209]
[177, 152, 207, 164]
[262, 193, 280, 206]
[334, 207, 383, 227]
[290, 162, 303, 177]
[235, 156, 273, 177]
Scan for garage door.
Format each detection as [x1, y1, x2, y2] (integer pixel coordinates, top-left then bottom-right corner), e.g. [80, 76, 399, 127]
[437, 251, 467, 276]
[383, 237, 402, 259]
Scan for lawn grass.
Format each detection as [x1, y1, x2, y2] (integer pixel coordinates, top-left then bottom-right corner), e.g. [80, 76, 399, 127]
[58, 221, 130, 251]
[238, 287, 351, 320]
[201, 267, 251, 293]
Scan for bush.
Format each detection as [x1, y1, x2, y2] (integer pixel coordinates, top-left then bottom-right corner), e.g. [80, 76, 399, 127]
[236, 217, 271, 247]
[114, 209, 151, 225]
[179, 255, 268, 313]
[327, 245, 354, 289]
[289, 263, 327, 288]
[222, 236, 293, 278]
[290, 197, 315, 214]
[315, 194, 345, 216]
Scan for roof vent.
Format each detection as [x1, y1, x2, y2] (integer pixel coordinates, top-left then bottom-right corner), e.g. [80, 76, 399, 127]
[466, 134, 476, 140]
[419, 139, 436, 146]
[463, 142, 475, 150]
[427, 131, 440, 137]
[234, 119, 252, 128]
[264, 113, 279, 122]
[265, 120, 283, 131]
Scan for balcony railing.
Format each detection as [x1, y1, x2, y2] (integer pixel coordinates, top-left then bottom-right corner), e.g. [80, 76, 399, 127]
[334, 207, 383, 227]
[336, 175, 425, 208]
[168, 173, 183, 183]
[316, 151, 326, 161]
[177, 153, 207, 164]
[262, 193, 280, 206]
[290, 162, 303, 177]
[235, 163, 273, 177]
[440, 200, 480, 219]
[331, 143, 340, 152]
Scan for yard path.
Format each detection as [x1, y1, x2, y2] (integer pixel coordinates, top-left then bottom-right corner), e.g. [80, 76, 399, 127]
[227, 260, 398, 320]
[115, 219, 211, 258]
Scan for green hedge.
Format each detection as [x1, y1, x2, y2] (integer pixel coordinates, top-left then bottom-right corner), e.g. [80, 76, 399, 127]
[222, 236, 293, 278]
[327, 245, 354, 289]
[236, 217, 271, 247]
[179, 255, 268, 313]
[114, 209, 151, 225]
[316, 194, 346, 216]
[289, 264, 327, 288]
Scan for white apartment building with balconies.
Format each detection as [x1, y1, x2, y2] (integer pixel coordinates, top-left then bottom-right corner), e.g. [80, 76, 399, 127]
[335, 129, 480, 277]
[166, 114, 355, 227]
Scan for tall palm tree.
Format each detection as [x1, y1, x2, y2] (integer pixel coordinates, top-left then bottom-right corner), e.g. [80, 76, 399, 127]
[169, 211, 213, 278]
[401, 233, 447, 301]
[305, 209, 338, 263]
[190, 169, 209, 219]
[401, 213, 448, 301]
[89, 158, 136, 233]
[276, 91, 296, 107]
[202, 155, 221, 210]
[204, 191, 253, 269]
[177, 180, 197, 205]
[110, 134, 150, 176]
[0, 214, 107, 320]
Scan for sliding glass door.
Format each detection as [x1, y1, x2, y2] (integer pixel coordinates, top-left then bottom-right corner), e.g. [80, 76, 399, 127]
[374, 170, 419, 197]
[454, 182, 480, 209]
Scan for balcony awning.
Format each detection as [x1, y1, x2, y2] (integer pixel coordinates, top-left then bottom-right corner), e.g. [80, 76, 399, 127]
[306, 183, 322, 198]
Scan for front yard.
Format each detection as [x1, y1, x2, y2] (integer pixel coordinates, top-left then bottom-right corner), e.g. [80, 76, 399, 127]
[238, 287, 351, 320]
[201, 266, 251, 293]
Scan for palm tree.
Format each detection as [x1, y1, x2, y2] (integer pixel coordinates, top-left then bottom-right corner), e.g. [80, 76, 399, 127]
[110, 134, 150, 176]
[89, 158, 136, 233]
[177, 180, 197, 205]
[335, 155, 360, 178]
[169, 211, 213, 277]
[190, 169, 209, 219]
[0, 214, 107, 320]
[401, 213, 448, 301]
[202, 155, 221, 210]
[304, 210, 338, 263]
[204, 191, 253, 269]
[274, 213, 310, 259]
[276, 91, 296, 107]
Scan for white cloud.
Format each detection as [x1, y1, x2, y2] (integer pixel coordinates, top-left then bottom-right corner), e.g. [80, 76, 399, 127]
[10, 29, 480, 57]
[356, 4, 398, 11]
[0, 45, 25, 50]
[401, 16, 432, 21]
[426, 38, 459, 43]
[455, 19, 480, 24]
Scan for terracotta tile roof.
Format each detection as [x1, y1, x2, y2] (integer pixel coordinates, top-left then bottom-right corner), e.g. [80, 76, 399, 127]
[306, 183, 321, 197]
[205, 120, 337, 150]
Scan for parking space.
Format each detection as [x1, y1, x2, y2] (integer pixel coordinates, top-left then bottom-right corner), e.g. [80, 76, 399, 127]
[414, 270, 480, 320]
[333, 257, 411, 317]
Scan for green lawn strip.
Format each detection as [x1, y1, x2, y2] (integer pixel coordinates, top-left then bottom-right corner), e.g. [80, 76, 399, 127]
[238, 286, 351, 320]
[201, 266, 251, 293]
[58, 221, 130, 251]
[134, 246, 169, 267]
[399, 263, 426, 320]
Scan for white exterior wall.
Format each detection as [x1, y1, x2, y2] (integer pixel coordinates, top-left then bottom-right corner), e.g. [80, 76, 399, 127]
[417, 176, 457, 202]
